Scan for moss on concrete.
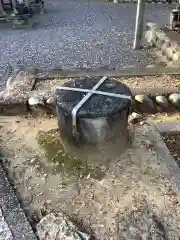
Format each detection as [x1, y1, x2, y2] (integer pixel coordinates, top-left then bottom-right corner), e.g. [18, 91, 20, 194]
[37, 129, 104, 179]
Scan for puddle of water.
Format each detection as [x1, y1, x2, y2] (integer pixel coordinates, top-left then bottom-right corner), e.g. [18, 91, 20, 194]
[37, 129, 105, 179]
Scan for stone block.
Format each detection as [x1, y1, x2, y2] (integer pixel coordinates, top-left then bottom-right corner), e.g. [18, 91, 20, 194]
[37, 213, 90, 240]
[0, 71, 36, 115]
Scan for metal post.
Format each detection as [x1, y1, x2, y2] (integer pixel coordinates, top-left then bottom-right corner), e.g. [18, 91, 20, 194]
[133, 0, 145, 50]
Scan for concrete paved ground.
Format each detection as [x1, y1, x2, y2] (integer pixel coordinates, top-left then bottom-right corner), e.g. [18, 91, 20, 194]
[0, 1, 174, 90]
[2, 116, 180, 239]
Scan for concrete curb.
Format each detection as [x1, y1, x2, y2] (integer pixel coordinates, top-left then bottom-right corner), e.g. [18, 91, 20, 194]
[0, 162, 37, 239]
[144, 121, 180, 193]
[36, 67, 180, 79]
[110, 0, 177, 3]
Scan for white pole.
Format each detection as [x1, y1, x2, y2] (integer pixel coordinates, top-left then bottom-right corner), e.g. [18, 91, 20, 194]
[133, 0, 145, 49]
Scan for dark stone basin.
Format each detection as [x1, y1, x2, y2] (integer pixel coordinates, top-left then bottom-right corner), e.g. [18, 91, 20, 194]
[56, 76, 132, 160]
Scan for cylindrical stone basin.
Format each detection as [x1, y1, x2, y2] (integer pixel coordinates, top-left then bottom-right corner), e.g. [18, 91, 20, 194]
[56, 76, 132, 160]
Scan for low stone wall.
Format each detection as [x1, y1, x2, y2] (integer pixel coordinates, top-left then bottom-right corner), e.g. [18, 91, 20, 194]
[1, 72, 180, 117]
[144, 23, 180, 66]
[132, 93, 180, 114]
[28, 89, 180, 115]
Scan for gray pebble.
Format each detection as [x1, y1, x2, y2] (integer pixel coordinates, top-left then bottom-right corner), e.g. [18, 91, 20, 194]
[155, 95, 169, 108]
[30, 158, 36, 164]
[140, 121, 145, 125]
[28, 97, 40, 106]
[46, 96, 55, 105]
[169, 93, 180, 108]
[128, 112, 143, 124]
[28, 96, 44, 106]
[131, 112, 142, 118]
[146, 22, 157, 29]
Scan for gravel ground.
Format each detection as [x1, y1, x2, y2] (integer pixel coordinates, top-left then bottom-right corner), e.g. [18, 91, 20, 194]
[0, 1, 174, 90]
[0, 163, 36, 239]
[0, 208, 13, 240]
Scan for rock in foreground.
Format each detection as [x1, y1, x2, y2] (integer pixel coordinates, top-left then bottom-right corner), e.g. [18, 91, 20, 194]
[36, 213, 91, 240]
